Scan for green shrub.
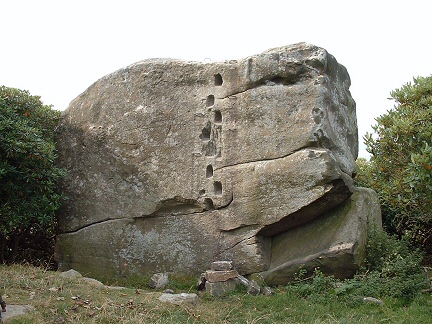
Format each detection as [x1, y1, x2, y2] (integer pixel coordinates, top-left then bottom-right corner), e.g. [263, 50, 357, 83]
[0, 86, 65, 265]
[289, 229, 426, 302]
[352, 229, 425, 299]
[360, 75, 432, 252]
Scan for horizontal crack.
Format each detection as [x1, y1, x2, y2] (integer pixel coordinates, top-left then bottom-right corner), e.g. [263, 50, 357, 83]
[140, 208, 209, 219]
[218, 79, 291, 100]
[220, 223, 260, 233]
[61, 194, 235, 234]
[61, 218, 134, 235]
[215, 143, 317, 172]
[138, 193, 234, 219]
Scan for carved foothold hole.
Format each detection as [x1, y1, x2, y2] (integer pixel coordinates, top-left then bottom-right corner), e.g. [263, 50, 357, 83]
[214, 110, 222, 123]
[214, 73, 223, 86]
[270, 76, 284, 84]
[214, 181, 222, 195]
[204, 198, 215, 210]
[312, 107, 324, 124]
[206, 95, 215, 107]
[206, 165, 213, 178]
[199, 189, 206, 195]
[200, 122, 211, 141]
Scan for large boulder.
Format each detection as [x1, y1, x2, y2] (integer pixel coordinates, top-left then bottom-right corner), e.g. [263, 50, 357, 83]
[55, 43, 379, 284]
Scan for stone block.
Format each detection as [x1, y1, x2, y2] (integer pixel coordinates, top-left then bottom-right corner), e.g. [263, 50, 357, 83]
[205, 279, 238, 297]
[158, 293, 200, 305]
[211, 261, 233, 271]
[247, 280, 261, 296]
[149, 273, 169, 289]
[205, 270, 239, 283]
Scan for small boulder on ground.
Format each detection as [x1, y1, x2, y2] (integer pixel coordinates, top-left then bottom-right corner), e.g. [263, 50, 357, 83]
[363, 297, 384, 305]
[247, 280, 261, 296]
[205, 270, 238, 283]
[81, 277, 105, 288]
[205, 279, 238, 297]
[149, 273, 169, 289]
[59, 269, 82, 279]
[158, 293, 200, 305]
[210, 261, 233, 271]
[1, 304, 35, 322]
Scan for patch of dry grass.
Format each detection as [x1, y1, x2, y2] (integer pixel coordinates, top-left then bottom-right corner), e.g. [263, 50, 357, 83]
[1, 264, 431, 323]
[1, 264, 214, 323]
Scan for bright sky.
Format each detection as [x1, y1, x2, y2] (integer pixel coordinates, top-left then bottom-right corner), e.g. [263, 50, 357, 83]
[1, 0, 431, 158]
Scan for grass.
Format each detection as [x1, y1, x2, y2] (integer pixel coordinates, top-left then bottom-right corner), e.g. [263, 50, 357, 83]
[0, 264, 431, 323]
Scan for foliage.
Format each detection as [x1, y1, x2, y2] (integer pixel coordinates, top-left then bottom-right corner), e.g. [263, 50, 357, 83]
[0, 86, 65, 265]
[360, 75, 432, 252]
[353, 157, 374, 188]
[349, 228, 426, 300]
[285, 229, 427, 314]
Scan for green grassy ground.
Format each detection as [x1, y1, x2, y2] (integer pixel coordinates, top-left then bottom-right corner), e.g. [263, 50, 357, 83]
[0, 264, 430, 323]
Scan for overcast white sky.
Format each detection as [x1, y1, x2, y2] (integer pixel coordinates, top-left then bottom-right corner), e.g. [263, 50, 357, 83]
[2, 0, 431, 158]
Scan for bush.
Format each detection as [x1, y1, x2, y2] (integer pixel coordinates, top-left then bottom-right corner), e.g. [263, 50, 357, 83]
[0, 86, 65, 265]
[360, 76, 432, 252]
[289, 229, 426, 302]
[352, 229, 426, 300]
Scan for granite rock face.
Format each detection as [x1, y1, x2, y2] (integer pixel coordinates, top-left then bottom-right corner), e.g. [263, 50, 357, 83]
[55, 42, 379, 284]
[259, 187, 382, 284]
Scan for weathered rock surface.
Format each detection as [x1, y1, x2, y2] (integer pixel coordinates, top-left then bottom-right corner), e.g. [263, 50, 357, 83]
[205, 270, 239, 283]
[158, 293, 200, 305]
[1, 305, 35, 322]
[205, 279, 238, 297]
[211, 261, 233, 271]
[149, 273, 169, 289]
[55, 42, 379, 284]
[247, 280, 261, 296]
[259, 187, 382, 284]
[59, 269, 82, 279]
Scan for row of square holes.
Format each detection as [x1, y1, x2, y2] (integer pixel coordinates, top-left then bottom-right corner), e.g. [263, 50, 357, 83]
[205, 96, 222, 123]
[206, 165, 222, 195]
[206, 73, 223, 196]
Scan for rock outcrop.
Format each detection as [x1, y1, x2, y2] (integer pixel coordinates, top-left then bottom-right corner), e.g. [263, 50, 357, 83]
[55, 42, 381, 284]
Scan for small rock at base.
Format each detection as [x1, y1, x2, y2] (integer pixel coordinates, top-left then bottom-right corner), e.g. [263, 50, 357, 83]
[211, 261, 233, 271]
[205, 279, 237, 297]
[59, 269, 82, 279]
[149, 273, 169, 289]
[205, 270, 239, 283]
[81, 277, 105, 288]
[158, 293, 200, 305]
[363, 296, 384, 305]
[1, 305, 35, 322]
[236, 274, 250, 287]
[261, 286, 275, 296]
[247, 280, 261, 296]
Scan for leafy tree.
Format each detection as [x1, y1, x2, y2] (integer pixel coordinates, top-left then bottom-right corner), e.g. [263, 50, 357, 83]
[0, 86, 65, 265]
[360, 76, 432, 252]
